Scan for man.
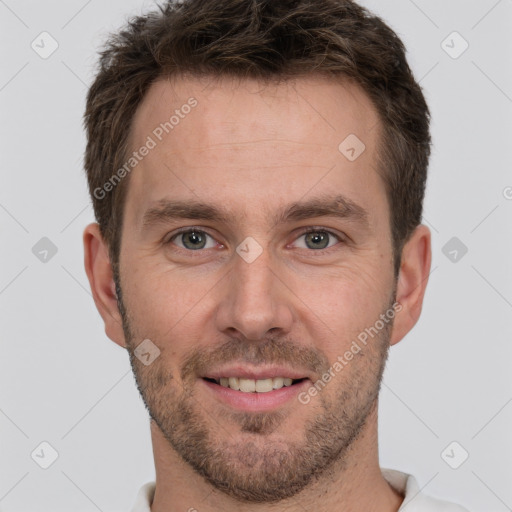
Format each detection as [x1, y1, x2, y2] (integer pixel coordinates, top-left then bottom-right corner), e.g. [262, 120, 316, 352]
[82, 0, 470, 510]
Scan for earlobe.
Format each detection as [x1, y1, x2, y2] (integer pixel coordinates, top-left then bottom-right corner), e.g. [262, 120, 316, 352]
[390, 224, 432, 346]
[83, 223, 127, 348]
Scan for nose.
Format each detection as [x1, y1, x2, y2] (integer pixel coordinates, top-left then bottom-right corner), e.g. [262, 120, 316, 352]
[214, 244, 294, 342]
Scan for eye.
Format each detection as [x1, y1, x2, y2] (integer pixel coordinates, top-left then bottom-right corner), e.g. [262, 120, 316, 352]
[165, 227, 344, 253]
[292, 228, 343, 251]
[167, 228, 219, 251]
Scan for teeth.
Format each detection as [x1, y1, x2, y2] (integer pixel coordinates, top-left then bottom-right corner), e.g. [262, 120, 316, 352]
[228, 377, 239, 390]
[239, 378, 256, 392]
[255, 378, 273, 393]
[214, 377, 300, 393]
[273, 377, 284, 389]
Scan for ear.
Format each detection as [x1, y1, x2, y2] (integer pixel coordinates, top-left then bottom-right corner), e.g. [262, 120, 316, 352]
[83, 222, 127, 348]
[390, 224, 432, 346]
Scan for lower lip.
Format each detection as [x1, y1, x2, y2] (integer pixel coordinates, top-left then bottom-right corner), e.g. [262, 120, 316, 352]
[201, 378, 310, 412]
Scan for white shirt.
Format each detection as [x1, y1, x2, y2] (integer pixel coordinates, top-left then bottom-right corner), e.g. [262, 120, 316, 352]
[130, 468, 470, 511]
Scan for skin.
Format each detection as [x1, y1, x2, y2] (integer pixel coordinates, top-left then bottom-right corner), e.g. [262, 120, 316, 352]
[83, 74, 431, 512]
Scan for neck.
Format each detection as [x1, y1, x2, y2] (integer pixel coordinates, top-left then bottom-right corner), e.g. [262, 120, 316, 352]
[149, 401, 404, 512]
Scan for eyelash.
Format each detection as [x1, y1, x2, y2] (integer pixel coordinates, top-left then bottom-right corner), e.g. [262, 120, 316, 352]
[164, 226, 345, 255]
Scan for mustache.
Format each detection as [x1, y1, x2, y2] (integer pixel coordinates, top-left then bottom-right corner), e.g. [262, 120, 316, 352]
[180, 336, 331, 382]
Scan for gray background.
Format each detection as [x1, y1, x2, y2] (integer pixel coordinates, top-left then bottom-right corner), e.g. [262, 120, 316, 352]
[1, 0, 511, 510]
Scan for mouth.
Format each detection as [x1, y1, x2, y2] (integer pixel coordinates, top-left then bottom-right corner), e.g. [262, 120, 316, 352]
[202, 376, 307, 393]
[200, 367, 312, 412]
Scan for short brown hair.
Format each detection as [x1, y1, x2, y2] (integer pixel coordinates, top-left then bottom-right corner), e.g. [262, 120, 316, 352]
[84, 0, 431, 277]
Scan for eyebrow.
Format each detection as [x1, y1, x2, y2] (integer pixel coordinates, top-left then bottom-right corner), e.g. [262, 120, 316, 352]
[141, 193, 370, 231]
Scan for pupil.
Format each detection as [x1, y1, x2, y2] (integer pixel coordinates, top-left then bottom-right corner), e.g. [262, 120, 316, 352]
[184, 231, 205, 249]
[306, 232, 328, 249]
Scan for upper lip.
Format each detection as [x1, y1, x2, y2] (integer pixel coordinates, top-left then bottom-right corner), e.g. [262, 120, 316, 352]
[202, 364, 311, 381]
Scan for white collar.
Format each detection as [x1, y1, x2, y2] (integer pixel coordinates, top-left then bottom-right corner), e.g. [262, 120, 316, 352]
[130, 468, 469, 511]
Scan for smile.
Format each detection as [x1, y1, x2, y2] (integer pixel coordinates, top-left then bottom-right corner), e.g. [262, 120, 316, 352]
[204, 377, 306, 393]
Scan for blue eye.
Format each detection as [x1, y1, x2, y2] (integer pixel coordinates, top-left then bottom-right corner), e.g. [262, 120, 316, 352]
[293, 229, 342, 251]
[168, 229, 217, 250]
[165, 227, 344, 253]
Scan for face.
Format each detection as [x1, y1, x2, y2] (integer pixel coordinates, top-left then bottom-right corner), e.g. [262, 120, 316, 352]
[115, 75, 398, 502]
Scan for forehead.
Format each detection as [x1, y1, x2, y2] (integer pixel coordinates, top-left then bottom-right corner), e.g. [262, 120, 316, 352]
[131, 74, 379, 151]
[124, 74, 386, 230]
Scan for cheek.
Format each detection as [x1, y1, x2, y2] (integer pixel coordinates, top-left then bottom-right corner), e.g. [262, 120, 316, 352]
[121, 258, 219, 339]
[292, 262, 393, 353]
[297, 258, 389, 312]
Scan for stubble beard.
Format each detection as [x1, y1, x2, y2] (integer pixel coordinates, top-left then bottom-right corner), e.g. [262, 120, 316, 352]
[115, 275, 393, 503]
